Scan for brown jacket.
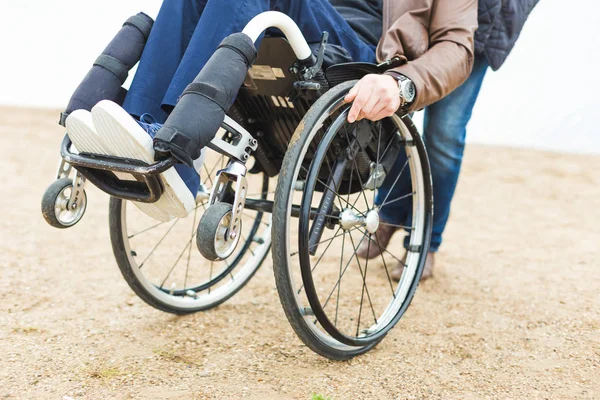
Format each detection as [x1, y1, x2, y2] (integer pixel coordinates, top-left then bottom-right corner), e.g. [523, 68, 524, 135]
[378, 0, 478, 111]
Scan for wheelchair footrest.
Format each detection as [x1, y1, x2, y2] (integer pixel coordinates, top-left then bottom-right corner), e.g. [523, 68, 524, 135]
[60, 134, 177, 203]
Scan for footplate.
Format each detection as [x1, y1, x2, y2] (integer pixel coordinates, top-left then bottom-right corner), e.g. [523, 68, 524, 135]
[60, 134, 177, 203]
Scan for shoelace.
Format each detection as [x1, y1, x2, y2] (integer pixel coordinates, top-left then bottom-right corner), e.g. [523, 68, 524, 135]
[137, 113, 163, 137]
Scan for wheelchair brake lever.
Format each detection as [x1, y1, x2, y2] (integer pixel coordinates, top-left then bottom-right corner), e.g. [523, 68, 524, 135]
[301, 31, 328, 81]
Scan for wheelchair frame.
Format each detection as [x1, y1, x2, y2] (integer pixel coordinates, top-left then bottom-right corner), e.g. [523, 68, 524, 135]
[42, 11, 433, 360]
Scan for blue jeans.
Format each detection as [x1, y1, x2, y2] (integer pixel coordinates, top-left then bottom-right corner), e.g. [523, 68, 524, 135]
[124, 0, 376, 121]
[123, 0, 376, 196]
[375, 54, 489, 252]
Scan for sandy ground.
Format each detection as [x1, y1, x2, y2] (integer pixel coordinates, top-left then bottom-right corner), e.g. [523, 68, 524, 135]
[0, 106, 598, 399]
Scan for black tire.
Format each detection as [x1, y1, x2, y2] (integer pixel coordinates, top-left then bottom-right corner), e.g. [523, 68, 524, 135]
[109, 163, 272, 315]
[196, 203, 240, 261]
[272, 81, 433, 359]
[41, 178, 87, 229]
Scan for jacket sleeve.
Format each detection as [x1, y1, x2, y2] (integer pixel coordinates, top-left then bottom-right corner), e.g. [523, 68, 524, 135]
[386, 0, 478, 111]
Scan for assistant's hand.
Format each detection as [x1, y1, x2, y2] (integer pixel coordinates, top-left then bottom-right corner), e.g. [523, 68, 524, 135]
[344, 74, 401, 123]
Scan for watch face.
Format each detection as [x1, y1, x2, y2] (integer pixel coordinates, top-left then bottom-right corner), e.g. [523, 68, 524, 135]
[403, 81, 416, 102]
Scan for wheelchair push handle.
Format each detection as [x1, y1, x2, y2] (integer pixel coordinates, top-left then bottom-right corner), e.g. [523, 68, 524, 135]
[242, 11, 313, 61]
[242, 11, 328, 80]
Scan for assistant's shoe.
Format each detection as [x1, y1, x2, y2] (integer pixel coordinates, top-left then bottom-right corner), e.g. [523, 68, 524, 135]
[65, 109, 171, 222]
[91, 100, 197, 218]
[390, 252, 435, 282]
[356, 223, 398, 259]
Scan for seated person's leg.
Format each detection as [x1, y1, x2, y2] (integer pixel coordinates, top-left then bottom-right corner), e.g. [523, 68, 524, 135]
[61, 12, 154, 125]
[65, 2, 206, 221]
[71, 0, 377, 220]
[161, 0, 377, 111]
[124, 0, 209, 123]
[153, 0, 379, 166]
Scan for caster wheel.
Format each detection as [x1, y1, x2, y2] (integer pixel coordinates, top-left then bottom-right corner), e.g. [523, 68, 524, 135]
[41, 178, 87, 229]
[196, 203, 242, 261]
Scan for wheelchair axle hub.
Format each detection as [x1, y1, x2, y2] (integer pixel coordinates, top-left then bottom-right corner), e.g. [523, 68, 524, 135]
[339, 208, 380, 233]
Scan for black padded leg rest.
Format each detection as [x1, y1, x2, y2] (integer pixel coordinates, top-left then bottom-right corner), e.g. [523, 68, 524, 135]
[59, 12, 154, 126]
[153, 33, 257, 166]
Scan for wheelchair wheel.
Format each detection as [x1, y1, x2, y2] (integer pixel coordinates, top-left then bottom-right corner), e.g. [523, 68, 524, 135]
[272, 81, 433, 359]
[109, 148, 272, 314]
[41, 177, 87, 229]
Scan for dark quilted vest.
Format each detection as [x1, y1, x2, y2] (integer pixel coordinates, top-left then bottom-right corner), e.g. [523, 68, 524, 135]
[475, 0, 540, 70]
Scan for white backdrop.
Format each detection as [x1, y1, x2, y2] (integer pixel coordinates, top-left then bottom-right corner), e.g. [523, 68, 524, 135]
[1, 0, 598, 154]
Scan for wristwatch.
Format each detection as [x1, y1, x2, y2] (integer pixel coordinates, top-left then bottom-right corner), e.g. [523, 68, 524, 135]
[396, 74, 416, 108]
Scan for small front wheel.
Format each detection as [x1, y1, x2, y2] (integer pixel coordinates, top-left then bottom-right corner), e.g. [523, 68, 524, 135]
[197, 202, 242, 261]
[41, 178, 87, 229]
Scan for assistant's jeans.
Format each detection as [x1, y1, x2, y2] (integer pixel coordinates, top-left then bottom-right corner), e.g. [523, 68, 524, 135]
[375, 54, 489, 252]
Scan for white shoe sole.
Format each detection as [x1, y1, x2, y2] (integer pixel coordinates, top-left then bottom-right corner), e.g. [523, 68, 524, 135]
[91, 100, 195, 218]
[65, 109, 172, 222]
[65, 109, 108, 154]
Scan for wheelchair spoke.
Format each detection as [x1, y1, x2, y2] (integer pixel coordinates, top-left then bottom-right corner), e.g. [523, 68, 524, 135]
[300, 165, 363, 216]
[346, 157, 355, 206]
[373, 122, 383, 205]
[379, 157, 411, 207]
[334, 228, 346, 326]
[202, 154, 226, 187]
[127, 220, 167, 239]
[183, 204, 200, 290]
[357, 227, 406, 265]
[300, 227, 341, 289]
[241, 233, 255, 257]
[203, 164, 215, 187]
[139, 219, 180, 269]
[378, 221, 414, 231]
[374, 231, 396, 299]
[343, 125, 370, 208]
[159, 232, 195, 289]
[291, 225, 359, 260]
[347, 232, 378, 335]
[379, 192, 415, 209]
[311, 212, 340, 220]
[295, 226, 363, 295]
[325, 157, 346, 212]
[377, 127, 398, 166]
[320, 231, 369, 311]
[309, 226, 342, 275]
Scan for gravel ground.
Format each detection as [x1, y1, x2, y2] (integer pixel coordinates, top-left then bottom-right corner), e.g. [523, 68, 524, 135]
[0, 107, 598, 399]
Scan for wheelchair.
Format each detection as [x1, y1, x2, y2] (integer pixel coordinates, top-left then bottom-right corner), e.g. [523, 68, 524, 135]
[41, 12, 432, 360]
